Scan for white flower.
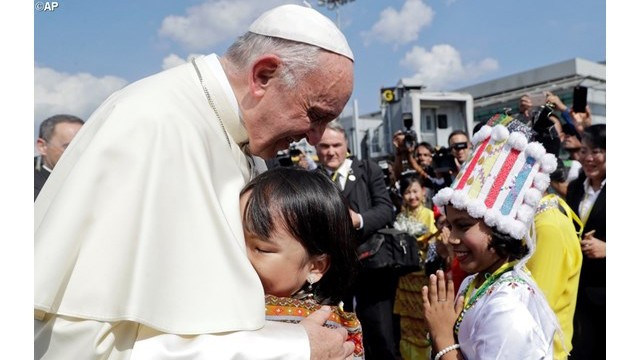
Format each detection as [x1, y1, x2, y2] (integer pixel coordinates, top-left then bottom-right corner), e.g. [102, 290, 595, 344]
[394, 213, 427, 237]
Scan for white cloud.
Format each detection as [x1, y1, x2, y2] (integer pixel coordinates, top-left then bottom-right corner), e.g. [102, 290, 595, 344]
[363, 0, 434, 46]
[159, 0, 293, 51]
[401, 44, 499, 89]
[34, 66, 127, 135]
[161, 53, 205, 70]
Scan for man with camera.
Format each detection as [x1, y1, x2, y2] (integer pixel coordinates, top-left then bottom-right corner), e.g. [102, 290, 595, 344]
[448, 130, 472, 174]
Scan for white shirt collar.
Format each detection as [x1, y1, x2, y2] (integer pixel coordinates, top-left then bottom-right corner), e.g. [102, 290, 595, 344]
[583, 177, 606, 194]
[336, 158, 353, 178]
[203, 54, 240, 119]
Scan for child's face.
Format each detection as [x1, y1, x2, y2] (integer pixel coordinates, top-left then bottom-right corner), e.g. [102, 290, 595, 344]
[402, 181, 425, 210]
[445, 206, 502, 274]
[240, 192, 319, 297]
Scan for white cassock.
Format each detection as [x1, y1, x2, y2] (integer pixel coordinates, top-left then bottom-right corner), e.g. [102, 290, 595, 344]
[34, 54, 309, 359]
[455, 270, 556, 360]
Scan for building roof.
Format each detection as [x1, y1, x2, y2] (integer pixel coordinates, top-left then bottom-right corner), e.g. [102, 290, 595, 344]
[456, 58, 605, 100]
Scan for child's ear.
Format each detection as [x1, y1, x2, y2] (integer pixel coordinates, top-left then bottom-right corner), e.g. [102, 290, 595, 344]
[307, 254, 330, 283]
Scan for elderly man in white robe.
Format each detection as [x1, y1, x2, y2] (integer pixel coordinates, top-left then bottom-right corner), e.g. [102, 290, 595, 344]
[35, 4, 355, 360]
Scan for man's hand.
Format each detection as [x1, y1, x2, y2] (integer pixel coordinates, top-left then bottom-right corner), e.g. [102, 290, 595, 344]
[301, 306, 355, 360]
[545, 91, 568, 112]
[349, 209, 361, 229]
[581, 230, 606, 259]
[570, 105, 592, 134]
[393, 131, 410, 155]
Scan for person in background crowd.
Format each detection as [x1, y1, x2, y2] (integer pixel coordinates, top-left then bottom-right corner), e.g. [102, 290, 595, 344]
[392, 174, 437, 360]
[423, 116, 559, 360]
[518, 94, 534, 121]
[316, 120, 398, 360]
[565, 124, 606, 360]
[527, 112, 583, 359]
[35, 4, 356, 359]
[392, 136, 438, 209]
[447, 130, 472, 176]
[560, 123, 584, 189]
[34, 114, 84, 200]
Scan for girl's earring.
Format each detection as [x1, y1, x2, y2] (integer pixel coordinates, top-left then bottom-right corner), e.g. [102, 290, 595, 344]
[306, 275, 318, 291]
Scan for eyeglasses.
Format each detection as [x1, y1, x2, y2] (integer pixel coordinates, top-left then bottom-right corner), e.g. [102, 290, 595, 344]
[580, 148, 605, 158]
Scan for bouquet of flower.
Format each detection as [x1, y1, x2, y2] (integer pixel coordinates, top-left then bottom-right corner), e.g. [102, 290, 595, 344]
[393, 213, 428, 238]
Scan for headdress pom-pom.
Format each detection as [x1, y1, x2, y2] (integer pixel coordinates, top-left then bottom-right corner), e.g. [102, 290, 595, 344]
[492, 125, 509, 142]
[467, 199, 487, 219]
[541, 153, 558, 173]
[433, 187, 454, 207]
[508, 131, 528, 151]
[472, 125, 493, 146]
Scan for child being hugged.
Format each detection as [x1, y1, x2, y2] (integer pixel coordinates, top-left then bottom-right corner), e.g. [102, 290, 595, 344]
[240, 167, 364, 358]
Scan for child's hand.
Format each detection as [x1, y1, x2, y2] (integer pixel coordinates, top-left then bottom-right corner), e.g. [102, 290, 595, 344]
[422, 270, 463, 338]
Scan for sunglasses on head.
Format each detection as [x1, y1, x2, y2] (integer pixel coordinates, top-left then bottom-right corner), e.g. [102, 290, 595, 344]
[452, 142, 468, 150]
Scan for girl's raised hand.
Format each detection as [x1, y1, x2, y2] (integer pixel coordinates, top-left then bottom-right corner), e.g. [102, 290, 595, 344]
[422, 270, 463, 338]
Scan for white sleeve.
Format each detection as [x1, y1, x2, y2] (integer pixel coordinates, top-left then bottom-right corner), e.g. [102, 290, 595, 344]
[131, 321, 310, 360]
[36, 314, 310, 360]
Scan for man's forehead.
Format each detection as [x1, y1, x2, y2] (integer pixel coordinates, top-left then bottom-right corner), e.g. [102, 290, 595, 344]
[319, 129, 346, 144]
[449, 134, 468, 143]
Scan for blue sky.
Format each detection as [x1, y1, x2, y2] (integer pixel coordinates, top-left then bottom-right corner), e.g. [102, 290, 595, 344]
[34, 0, 605, 135]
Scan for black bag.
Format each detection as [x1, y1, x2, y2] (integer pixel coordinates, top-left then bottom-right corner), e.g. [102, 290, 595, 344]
[356, 228, 421, 275]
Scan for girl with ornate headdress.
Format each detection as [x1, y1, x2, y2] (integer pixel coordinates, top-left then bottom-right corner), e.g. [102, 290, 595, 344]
[421, 115, 561, 360]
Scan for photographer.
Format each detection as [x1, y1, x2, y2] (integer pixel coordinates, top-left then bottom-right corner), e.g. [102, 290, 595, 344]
[392, 131, 438, 188]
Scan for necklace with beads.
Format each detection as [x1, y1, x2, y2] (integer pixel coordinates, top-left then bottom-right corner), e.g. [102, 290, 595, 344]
[454, 260, 518, 335]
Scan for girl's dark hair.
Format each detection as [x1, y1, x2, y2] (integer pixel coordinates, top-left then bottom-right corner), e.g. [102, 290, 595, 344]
[240, 167, 357, 304]
[582, 124, 606, 150]
[399, 173, 423, 195]
[488, 228, 529, 260]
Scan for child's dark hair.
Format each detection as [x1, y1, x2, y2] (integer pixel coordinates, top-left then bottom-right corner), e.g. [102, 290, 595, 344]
[240, 167, 357, 304]
[399, 173, 424, 195]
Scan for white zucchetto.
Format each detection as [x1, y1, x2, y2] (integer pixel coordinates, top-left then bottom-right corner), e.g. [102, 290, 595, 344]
[249, 4, 354, 61]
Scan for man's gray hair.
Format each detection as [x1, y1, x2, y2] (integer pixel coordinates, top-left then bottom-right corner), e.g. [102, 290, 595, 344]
[224, 32, 321, 89]
[326, 120, 348, 141]
[39, 114, 85, 141]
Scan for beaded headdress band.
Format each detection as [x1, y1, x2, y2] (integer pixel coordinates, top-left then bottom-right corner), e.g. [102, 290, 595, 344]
[433, 114, 558, 240]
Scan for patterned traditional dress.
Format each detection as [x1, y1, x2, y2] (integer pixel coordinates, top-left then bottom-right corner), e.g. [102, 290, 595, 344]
[264, 295, 365, 359]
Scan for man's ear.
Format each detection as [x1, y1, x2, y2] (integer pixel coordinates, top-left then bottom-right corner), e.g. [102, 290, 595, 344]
[307, 254, 330, 283]
[249, 55, 282, 98]
[36, 138, 48, 157]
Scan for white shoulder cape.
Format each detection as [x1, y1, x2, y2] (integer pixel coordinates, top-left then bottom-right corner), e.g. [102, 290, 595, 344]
[35, 56, 266, 335]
